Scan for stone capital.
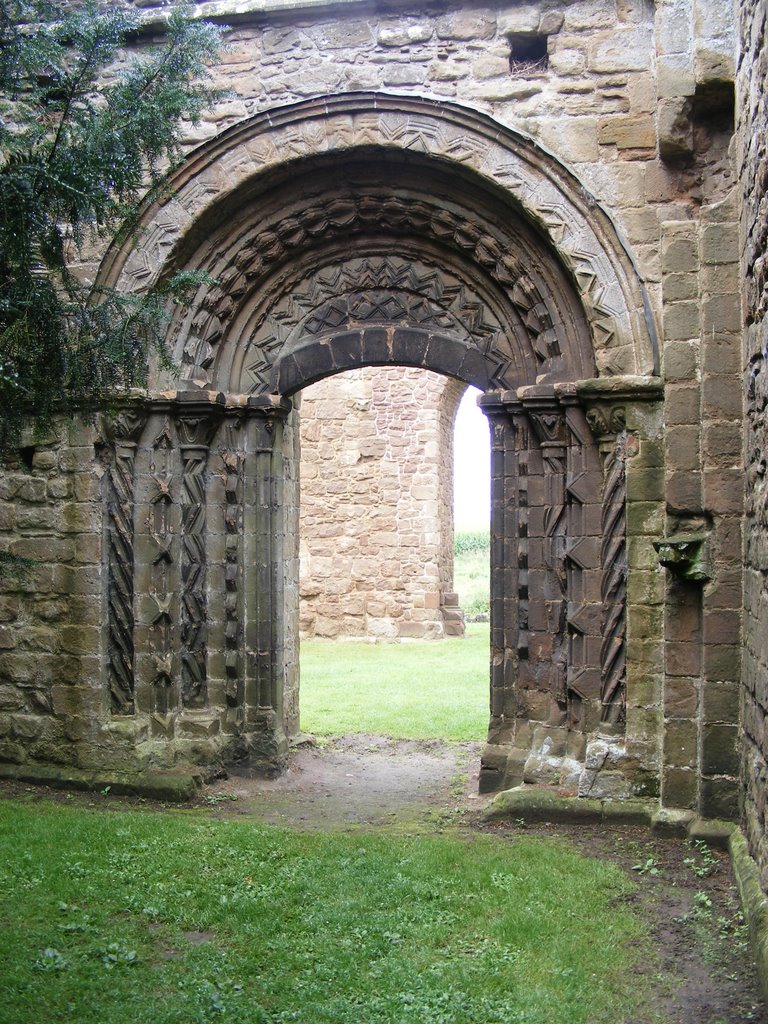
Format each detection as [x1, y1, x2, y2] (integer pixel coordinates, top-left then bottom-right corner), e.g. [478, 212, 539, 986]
[173, 391, 226, 451]
[100, 401, 149, 448]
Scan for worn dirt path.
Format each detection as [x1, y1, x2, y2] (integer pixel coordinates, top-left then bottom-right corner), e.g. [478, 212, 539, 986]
[208, 734, 490, 829]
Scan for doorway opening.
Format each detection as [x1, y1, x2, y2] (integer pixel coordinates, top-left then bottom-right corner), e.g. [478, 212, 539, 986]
[296, 366, 490, 746]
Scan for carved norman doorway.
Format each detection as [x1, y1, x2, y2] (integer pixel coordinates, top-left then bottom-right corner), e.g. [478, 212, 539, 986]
[97, 95, 662, 793]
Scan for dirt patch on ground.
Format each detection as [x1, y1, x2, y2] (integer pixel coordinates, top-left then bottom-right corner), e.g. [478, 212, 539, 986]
[3, 734, 766, 1023]
[206, 734, 488, 828]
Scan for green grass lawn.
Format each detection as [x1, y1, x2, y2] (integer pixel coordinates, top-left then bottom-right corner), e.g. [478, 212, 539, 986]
[300, 623, 489, 740]
[0, 800, 652, 1024]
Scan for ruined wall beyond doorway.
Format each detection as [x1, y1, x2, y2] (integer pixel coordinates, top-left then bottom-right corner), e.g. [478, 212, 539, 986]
[299, 367, 466, 641]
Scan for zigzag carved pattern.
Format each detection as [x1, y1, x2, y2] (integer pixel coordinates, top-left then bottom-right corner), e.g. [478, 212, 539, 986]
[244, 256, 509, 391]
[181, 196, 552, 384]
[179, 451, 210, 709]
[221, 442, 243, 710]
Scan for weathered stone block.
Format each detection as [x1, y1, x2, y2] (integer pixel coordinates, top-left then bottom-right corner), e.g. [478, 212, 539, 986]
[701, 723, 739, 776]
[658, 97, 694, 162]
[701, 680, 739, 724]
[703, 643, 741, 683]
[663, 304, 701, 341]
[587, 28, 655, 72]
[665, 676, 699, 718]
[661, 230, 698, 273]
[377, 20, 433, 46]
[435, 11, 496, 40]
[598, 115, 655, 149]
[664, 719, 698, 768]
[662, 766, 698, 808]
[701, 223, 739, 265]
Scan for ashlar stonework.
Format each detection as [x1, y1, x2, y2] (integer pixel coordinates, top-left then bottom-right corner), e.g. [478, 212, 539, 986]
[0, 0, 754, 833]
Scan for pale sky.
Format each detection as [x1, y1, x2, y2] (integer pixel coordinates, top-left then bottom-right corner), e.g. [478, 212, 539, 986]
[453, 386, 491, 531]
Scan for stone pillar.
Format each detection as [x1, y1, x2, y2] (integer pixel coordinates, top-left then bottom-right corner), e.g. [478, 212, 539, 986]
[101, 404, 148, 717]
[520, 386, 570, 726]
[133, 408, 181, 733]
[577, 377, 665, 800]
[478, 390, 522, 791]
[219, 417, 246, 737]
[558, 386, 604, 734]
[242, 394, 293, 772]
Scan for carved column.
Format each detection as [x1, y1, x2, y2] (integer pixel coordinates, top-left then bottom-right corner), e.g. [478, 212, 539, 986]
[479, 392, 520, 738]
[174, 394, 224, 710]
[102, 404, 147, 716]
[219, 416, 245, 727]
[558, 386, 604, 731]
[146, 413, 178, 723]
[584, 405, 629, 726]
[522, 387, 569, 724]
[242, 395, 292, 767]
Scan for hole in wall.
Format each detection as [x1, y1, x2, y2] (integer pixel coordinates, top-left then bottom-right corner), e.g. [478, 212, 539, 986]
[18, 446, 35, 471]
[508, 33, 548, 74]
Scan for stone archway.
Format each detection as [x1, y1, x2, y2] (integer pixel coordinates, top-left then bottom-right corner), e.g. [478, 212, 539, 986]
[95, 94, 663, 792]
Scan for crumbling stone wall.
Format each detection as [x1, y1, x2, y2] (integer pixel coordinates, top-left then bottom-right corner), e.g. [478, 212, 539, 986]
[739, 0, 768, 884]
[299, 367, 466, 640]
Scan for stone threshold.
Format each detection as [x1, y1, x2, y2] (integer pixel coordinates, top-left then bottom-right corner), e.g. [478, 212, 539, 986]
[482, 783, 737, 843]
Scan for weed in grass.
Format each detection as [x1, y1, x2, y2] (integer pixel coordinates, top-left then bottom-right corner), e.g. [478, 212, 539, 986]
[693, 890, 713, 911]
[683, 840, 719, 878]
[203, 792, 238, 806]
[32, 948, 68, 972]
[96, 943, 139, 969]
[631, 857, 661, 877]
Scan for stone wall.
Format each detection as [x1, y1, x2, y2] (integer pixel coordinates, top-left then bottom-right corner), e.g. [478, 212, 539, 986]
[299, 367, 466, 640]
[739, 0, 768, 885]
[0, 0, 755, 810]
[0, 419, 108, 771]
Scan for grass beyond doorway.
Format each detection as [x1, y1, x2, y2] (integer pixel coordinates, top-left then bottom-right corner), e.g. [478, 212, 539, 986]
[453, 530, 491, 618]
[0, 799, 651, 1024]
[300, 623, 489, 741]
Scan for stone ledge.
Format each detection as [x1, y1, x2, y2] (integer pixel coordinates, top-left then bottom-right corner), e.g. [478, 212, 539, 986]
[0, 763, 202, 802]
[730, 829, 768, 1005]
[480, 785, 657, 825]
[137, 0, 375, 31]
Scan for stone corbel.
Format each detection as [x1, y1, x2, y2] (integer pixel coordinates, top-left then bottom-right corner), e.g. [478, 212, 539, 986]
[519, 384, 568, 450]
[652, 534, 712, 583]
[173, 390, 226, 449]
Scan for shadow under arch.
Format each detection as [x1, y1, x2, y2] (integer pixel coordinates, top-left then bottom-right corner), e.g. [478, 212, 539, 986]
[93, 92, 665, 795]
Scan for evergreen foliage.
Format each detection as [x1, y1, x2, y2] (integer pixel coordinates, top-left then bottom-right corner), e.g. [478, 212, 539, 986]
[0, 0, 222, 448]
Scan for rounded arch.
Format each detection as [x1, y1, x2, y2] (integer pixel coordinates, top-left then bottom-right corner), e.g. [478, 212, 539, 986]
[98, 92, 659, 394]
